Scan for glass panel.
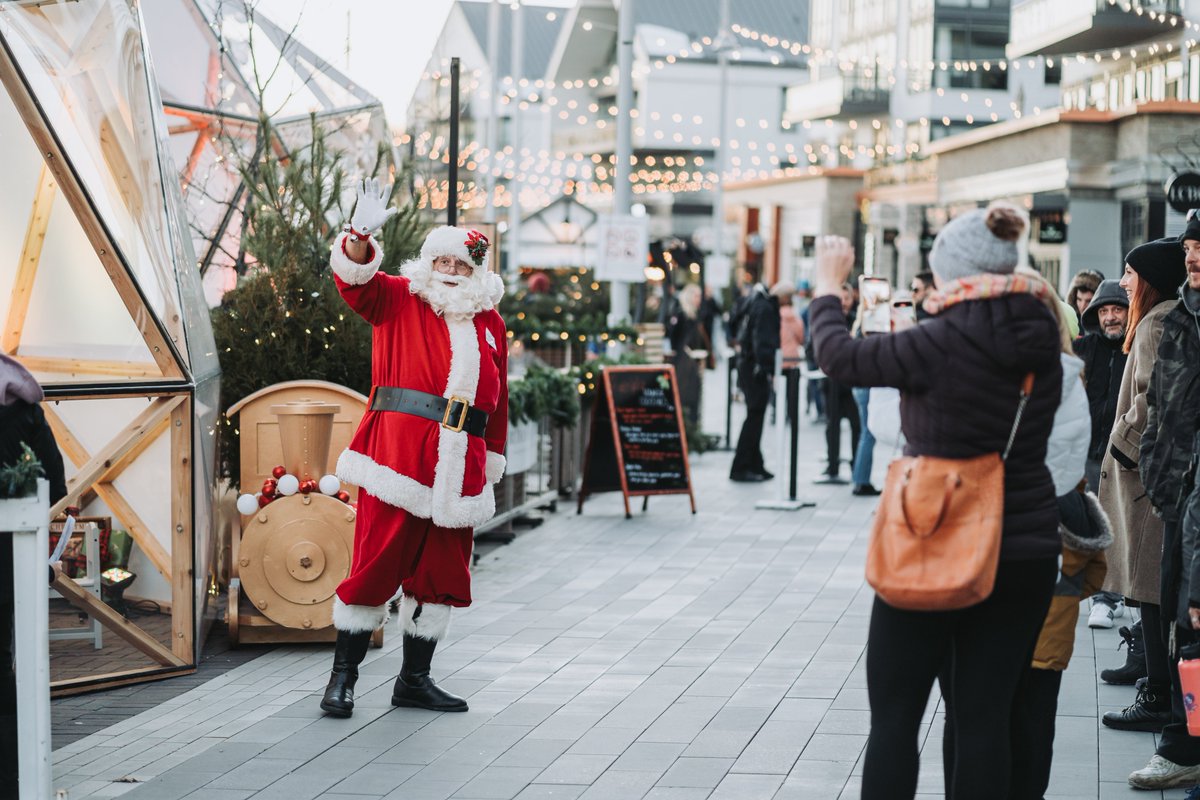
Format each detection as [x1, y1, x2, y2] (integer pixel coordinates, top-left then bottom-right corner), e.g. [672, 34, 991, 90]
[0, 0, 188, 367]
[0, 78, 162, 383]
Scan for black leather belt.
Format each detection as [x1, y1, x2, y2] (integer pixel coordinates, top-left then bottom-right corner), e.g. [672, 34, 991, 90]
[369, 386, 488, 437]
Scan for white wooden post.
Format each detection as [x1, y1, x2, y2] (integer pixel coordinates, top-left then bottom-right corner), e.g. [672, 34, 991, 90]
[1, 478, 52, 799]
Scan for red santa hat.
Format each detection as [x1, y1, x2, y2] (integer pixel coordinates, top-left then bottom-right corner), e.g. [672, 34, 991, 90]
[420, 226, 491, 272]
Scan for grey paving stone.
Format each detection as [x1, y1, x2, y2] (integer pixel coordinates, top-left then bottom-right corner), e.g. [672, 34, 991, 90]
[328, 762, 421, 795]
[534, 754, 618, 785]
[453, 766, 543, 799]
[510, 785, 588, 800]
[657, 758, 736, 789]
[205, 757, 302, 791]
[610, 742, 688, 773]
[493, 738, 575, 768]
[117, 770, 223, 799]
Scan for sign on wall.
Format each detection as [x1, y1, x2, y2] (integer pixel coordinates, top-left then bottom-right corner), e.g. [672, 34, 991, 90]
[1166, 172, 1200, 214]
[595, 214, 649, 282]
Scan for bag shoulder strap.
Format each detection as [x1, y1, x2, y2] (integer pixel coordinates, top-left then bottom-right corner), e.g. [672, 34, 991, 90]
[1001, 372, 1036, 462]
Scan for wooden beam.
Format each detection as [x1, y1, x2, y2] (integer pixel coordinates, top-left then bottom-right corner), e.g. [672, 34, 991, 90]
[51, 666, 195, 698]
[0, 42, 183, 379]
[50, 396, 184, 519]
[170, 398, 195, 662]
[180, 128, 212, 189]
[2, 164, 56, 354]
[50, 567, 186, 667]
[94, 485, 172, 582]
[42, 404, 174, 582]
[15, 355, 160, 378]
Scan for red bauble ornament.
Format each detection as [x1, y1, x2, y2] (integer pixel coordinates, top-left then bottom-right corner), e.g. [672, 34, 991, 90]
[271, 465, 287, 479]
[299, 479, 315, 494]
[262, 479, 277, 496]
[335, 490, 351, 504]
[257, 494, 273, 508]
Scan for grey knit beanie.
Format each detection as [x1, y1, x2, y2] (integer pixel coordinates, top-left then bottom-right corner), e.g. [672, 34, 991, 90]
[928, 202, 1026, 284]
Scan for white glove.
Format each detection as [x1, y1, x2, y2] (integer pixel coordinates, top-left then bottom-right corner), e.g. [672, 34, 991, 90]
[348, 177, 397, 238]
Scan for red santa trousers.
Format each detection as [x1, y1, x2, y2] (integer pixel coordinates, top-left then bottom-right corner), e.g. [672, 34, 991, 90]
[336, 489, 473, 609]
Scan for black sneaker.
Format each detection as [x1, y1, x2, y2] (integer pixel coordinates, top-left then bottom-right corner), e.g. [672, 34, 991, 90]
[1102, 681, 1171, 732]
[851, 484, 881, 497]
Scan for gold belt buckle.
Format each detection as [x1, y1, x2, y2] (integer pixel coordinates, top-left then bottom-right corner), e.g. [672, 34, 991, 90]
[442, 396, 469, 432]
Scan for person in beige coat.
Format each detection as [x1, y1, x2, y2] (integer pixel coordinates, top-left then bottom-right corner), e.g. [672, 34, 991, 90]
[1099, 237, 1187, 733]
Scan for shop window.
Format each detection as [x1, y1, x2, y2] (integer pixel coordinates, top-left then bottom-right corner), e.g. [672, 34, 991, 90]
[1120, 200, 1165, 255]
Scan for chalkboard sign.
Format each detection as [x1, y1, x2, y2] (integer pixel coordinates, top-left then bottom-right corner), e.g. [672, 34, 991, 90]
[577, 365, 696, 518]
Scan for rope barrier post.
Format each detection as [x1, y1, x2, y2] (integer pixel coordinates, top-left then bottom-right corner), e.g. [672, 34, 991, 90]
[756, 356, 815, 511]
[722, 352, 736, 451]
[786, 366, 802, 502]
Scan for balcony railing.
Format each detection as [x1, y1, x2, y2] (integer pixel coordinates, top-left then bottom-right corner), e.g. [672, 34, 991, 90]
[1009, 0, 1182, 58]
[784, 70, 891, 123]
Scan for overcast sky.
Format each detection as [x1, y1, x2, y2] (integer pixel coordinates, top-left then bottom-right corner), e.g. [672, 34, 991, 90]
[254, 0, 575, 127]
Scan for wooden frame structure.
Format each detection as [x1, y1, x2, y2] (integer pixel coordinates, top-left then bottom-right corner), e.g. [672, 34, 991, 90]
[0, 2, 220, 694]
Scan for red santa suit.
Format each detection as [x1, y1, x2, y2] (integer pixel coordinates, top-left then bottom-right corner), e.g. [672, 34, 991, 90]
[328, 226, 507, 642]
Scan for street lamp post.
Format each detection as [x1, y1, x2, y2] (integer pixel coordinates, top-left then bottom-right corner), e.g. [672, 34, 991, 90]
[709, 0, 732, 291]
[506, 0, 525, 274]
[610, 0, 635, 326]
[484, 0, 501, 224]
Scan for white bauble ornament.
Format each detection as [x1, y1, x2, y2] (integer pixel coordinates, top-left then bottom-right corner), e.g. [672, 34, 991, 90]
[319, 474, 340, 495]
[236, 494, 258, 516]
[277, 474, 300, 496]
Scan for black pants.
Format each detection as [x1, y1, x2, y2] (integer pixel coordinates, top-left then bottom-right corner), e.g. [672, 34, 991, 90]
[1157, 519, 1200, 765]
[1141, 602, 1172, 694]
[731, 362, 770, 476]
[824, 380, 860, 477]
[1008, 667, 1062, 800]
[861, 557, 1057, 800]
[1, 537, 14, 799]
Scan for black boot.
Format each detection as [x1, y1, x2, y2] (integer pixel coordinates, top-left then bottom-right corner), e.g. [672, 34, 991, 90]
[320, 629, 372, 717]
[1100, 622, 1146, 686]
[1101, 678, 1171, 732]
[391, 634, 467, 712]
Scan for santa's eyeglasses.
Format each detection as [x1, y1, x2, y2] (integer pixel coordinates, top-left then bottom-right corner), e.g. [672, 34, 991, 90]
[432, 256, 473, 275]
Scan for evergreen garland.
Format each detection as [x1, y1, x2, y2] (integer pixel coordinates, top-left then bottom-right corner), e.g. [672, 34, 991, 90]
[0, 443, 44, 499]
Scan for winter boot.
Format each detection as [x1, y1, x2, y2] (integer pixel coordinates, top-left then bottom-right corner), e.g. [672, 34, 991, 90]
[1100, 622, 1146, 686]
[391, 634, 468, 712]
[1102, 678, 1171, 732]
[319, 629, 372, 718]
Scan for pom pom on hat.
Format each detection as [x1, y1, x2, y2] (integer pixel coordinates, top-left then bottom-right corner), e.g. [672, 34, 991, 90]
[420, 225, 491, 271]
[929, 201, 1027, 284]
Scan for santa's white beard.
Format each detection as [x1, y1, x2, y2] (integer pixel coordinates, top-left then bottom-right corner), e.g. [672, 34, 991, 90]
[401, 258, 504, 319]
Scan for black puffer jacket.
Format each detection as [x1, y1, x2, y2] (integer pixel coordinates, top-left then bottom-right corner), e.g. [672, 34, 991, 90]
[1074, 333, 1127, 463]
[810, 292, 1063, 560]
[1141, 286, 1200, 524]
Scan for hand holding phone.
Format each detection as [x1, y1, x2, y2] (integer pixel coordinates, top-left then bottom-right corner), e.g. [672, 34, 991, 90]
[859, 276, 892, 334]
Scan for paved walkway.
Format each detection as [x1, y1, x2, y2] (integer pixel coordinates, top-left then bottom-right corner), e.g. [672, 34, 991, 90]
[51, 370, 1181, 800]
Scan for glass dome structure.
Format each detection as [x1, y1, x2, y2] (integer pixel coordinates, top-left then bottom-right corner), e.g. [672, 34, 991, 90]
[141, 0, 392, 306]
[0, 0, 219, 692]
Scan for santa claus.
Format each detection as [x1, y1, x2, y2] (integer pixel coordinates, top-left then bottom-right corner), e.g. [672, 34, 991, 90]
[320, 178, 508, 717]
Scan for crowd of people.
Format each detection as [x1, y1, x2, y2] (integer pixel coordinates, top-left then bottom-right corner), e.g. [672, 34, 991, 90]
[723, 206, 1200, 797]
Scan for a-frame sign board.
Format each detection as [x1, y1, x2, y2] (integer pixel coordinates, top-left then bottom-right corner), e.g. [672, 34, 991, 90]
[577, 364, 697, 518]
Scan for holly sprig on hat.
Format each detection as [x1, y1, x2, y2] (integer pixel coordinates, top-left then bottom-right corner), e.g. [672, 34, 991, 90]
[465, 230, 489, 267]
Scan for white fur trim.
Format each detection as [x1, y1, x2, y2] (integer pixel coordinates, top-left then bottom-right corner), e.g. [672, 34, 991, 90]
[421, 225, 490, 272]
[486, 452, 506, 484]
[332, 595, 389, 632]
[335, 448, 497, 528]
[329, 231, 383, 286]
[399, 595, 452, 641]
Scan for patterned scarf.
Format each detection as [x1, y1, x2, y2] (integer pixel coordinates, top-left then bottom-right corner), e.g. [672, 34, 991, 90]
[921, 271, 1074, 354]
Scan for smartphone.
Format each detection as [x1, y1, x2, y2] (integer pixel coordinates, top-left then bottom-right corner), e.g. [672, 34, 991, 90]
[891, 299, 915, 332]
[859, 276, 892, 334]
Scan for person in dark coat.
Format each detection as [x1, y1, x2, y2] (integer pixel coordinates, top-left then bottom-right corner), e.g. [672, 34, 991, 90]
[0, 354, 66, 794]
[818, 284, 860, 483]
[1131, 219, 1200, 790]
[729, 276, 780, 482]
[810, 203, 1062, 800]
[1073, 280, 1132, 635]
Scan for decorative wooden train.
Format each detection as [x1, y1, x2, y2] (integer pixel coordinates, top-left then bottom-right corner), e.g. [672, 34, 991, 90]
[224, 381, 380, 646]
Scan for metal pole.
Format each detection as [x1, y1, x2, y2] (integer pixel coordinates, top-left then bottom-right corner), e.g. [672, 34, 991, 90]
[448, 57, 460, 227]
[506, 1, 525, 274]
[709, 0, 731, 288]
[610, 0, 635, 325]
[484, 0, 501, 222]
